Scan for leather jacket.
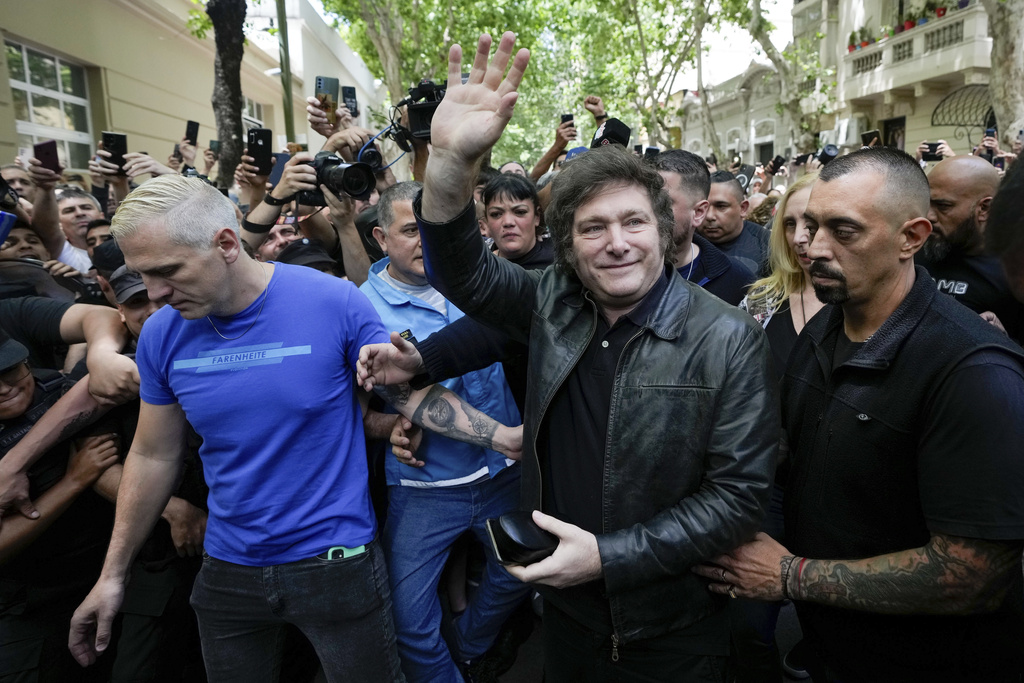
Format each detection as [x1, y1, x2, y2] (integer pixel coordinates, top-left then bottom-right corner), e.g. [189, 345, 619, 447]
[417, 198, 779, 644]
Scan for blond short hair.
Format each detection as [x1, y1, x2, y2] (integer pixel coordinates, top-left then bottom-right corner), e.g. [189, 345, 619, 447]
[110, 175, 238, 249]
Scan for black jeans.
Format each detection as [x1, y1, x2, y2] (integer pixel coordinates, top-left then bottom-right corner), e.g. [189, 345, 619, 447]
[542, 601, 727, 683]
[190, 539, 404, 682]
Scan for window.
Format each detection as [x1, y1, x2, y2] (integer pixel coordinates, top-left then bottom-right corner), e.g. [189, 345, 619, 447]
[6, 40, 92, 169]
[243, 95, 264, 130]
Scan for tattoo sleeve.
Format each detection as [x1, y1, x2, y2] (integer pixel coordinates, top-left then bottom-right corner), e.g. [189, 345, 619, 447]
[792, 534, 1023, 615]
[374, 383, 502, 451]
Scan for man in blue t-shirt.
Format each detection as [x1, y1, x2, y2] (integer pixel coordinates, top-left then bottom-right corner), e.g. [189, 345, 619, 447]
[67, 176, 522, 682]
[361, 182, 528, 682]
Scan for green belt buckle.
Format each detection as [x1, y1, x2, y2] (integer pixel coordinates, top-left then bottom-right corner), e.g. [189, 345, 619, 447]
[324, 544, 366, 560]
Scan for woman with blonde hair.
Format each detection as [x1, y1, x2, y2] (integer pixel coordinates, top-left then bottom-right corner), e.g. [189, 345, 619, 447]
[742, 171, 826, 373]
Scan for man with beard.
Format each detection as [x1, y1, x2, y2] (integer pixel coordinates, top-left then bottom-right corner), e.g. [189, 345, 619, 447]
[694, 147, 1024, 681]
[916, 155, 1024, 339]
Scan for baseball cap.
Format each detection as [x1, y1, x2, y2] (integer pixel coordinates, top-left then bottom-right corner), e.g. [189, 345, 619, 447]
[277, 238, 336, 270]
[0, 327, 29, 374]
[109, 265, 147, 304]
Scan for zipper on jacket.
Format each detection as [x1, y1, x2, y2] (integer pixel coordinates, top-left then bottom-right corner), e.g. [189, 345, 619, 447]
[611, 634, 620, 662]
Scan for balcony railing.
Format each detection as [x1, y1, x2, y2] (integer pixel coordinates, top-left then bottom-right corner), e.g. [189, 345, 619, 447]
[842, 3, 991, 99]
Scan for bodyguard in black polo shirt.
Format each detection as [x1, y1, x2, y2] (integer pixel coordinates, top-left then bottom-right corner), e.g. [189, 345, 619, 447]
[696, 148, 1024, 681]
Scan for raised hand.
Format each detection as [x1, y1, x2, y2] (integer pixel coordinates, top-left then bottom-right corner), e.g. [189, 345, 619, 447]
[429, 32, 530, 164]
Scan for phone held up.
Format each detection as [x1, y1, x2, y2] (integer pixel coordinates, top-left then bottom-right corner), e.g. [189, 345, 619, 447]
[247, 128, 274, 176]
[102, 131, 128, 175]
[315, 76, 340, 125]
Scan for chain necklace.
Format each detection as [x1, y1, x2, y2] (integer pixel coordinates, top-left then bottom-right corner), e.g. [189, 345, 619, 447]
[206, 263, 270, 341]
[685, 243, 696, 280]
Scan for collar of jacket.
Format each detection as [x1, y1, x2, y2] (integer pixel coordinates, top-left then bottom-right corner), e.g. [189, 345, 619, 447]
[558, 265, 691, 342]
[806, 265, 937, 371]
[691, 233, 731, 280]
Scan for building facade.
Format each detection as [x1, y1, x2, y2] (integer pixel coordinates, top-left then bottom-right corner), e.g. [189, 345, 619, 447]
[0, 0, 383, 173]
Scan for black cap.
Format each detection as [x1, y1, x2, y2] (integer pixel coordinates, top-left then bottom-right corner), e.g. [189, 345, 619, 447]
[109, 265, 147, 304]
[92, 239, 125, 279]
[0, 327, 29, 373]
[591, 118, 631, 149]
[277, 238, 335, 269]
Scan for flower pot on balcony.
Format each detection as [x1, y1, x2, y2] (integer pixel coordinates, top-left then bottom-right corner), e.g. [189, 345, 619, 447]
[958, 0, 969, 7]
[860, 40, 870, 47]
[855, 44, 862, 50]
[895, 23, 905, 33]
[936, 7, 947, 17]
[848, 44, 856, 52]
[917, 17, 928, 25]
[904, 19, 916, 30]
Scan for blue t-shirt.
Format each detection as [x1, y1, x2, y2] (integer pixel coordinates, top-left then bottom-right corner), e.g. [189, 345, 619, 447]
[136, 263, 388, 566]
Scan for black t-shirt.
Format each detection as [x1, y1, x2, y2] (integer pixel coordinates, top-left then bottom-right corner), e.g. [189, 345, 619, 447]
[0, 296, 72, 370]
[764, 305, 798, 379]
[713, 221, 769, 276]
[539, 269, 670, 634]
[511, 239, 554, 270]
[917, 252, 1024, 341]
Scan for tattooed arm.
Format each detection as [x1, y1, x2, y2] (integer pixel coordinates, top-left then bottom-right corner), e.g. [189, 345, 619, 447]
[372, 383, 522, 460]
[695, 531, 1023, 615]
[0, 376, 113, 528]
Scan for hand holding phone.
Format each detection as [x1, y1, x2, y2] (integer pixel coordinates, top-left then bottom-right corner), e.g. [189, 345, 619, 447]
[101, 132, 128, 176]
[315, 76, 340, 125]
[921, 142, 942, 162]
[33, 141, 61, 173]
[861, 129, 881, 148]
[185, 120, 200, 147]
[342, 86, 359, 119]
[247, 128, 274, 176]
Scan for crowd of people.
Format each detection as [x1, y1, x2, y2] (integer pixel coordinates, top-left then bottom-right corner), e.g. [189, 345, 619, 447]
[0, 29, 1022, 683]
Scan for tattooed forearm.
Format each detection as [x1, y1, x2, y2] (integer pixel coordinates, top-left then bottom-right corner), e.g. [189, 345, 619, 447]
[56, 408, 105, 443]
[374, 382, 412, 407]
[792, 534, 1023, 615]
[407, 384, 502, 451]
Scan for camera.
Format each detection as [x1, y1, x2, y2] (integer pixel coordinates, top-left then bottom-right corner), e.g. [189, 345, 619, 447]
[357, 144, 384, 172]
[406, 80, 448, 140]
[296, 152, 376, 206]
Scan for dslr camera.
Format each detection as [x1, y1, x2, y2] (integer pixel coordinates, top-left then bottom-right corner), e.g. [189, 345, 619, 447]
[296, 152, 376, 207]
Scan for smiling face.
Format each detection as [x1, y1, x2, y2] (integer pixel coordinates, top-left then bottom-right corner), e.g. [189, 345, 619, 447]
[120, 221, 233, 320]
[485, 194, 540, 260]
[571, 183, 666, 321]
[0, 363, 35, 420]
[0, 227, 49, 261]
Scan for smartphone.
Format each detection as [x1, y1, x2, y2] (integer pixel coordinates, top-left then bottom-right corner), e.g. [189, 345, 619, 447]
[33, 140, 61, 173]
[172, 143, 182, 162]
[247, 128, 273, 175]
[185, 120, 200, 146]
[315, 76, 340, 125]
[985, 127, 997, 138]
[993, 157, 1006, 170]
[561, 113, 574, 127]
[342, 85, 359, 118]
[732, 155, 741, 166]
[633, 144, 643, 155]
[268, 153, 291, 188]
[771, 154, 786, 172]
[921, 142, 942, 162]
[102, 131, 128, 175]
[794, 152, 811, 166]
[644, 147, 660, 159]
[209, 139, 221, 154]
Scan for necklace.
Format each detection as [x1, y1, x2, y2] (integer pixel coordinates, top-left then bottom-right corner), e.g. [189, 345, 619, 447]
[684, 243, 696, 280]
[206, 263, 270, 341]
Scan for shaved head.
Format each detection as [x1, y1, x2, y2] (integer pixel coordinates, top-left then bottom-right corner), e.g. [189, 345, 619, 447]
[928, 155, 1001, 198]
[819, 147, 930, 227]
[924, 154, 1001, 259]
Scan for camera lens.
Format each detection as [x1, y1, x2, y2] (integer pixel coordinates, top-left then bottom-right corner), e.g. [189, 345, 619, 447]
[359, 147, 383, 171]
[322, 161, 375, 201]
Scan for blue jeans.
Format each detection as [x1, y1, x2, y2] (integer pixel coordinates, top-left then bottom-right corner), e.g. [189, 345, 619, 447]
[383, 465, 530, 683]
[189, 539, 404, 682]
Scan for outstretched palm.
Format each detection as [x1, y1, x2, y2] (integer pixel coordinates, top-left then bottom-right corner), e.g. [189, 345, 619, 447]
[429, 32, 530, 163]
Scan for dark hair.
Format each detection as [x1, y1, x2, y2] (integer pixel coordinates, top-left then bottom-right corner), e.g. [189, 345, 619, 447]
[987, 159, 1024, 256]
[482, 173, 540, 213]
[709, 170, 745, 203]
[651, 149, 711, 200]
[86, 218, 111, 234]
[475, 166, 500, 188]
[818, 147, 929, 218]
[499, 161, 528, 175]
[56, 185, 102, 211]
[547, 145, 675, 274]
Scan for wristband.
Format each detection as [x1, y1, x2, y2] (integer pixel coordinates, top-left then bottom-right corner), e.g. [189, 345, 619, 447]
[595, 114, 608, 122]
[262, 193, 292, 206]
[242, 218, 274, 234]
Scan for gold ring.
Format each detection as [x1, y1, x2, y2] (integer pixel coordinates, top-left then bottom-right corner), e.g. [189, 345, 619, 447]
[728, 586, 738, 599]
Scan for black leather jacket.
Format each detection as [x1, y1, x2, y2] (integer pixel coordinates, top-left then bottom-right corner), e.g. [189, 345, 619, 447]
[417, 198, 779, 643]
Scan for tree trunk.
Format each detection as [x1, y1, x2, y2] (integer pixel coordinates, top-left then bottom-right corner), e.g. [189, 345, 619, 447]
[206, 0, 247, 190]
[275, 0, 296, 143]
[695, 7, 724, 162]
[981, 0, 1024, 147]
[357, 0, 405, 104]
[747, 0, 817, 153]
